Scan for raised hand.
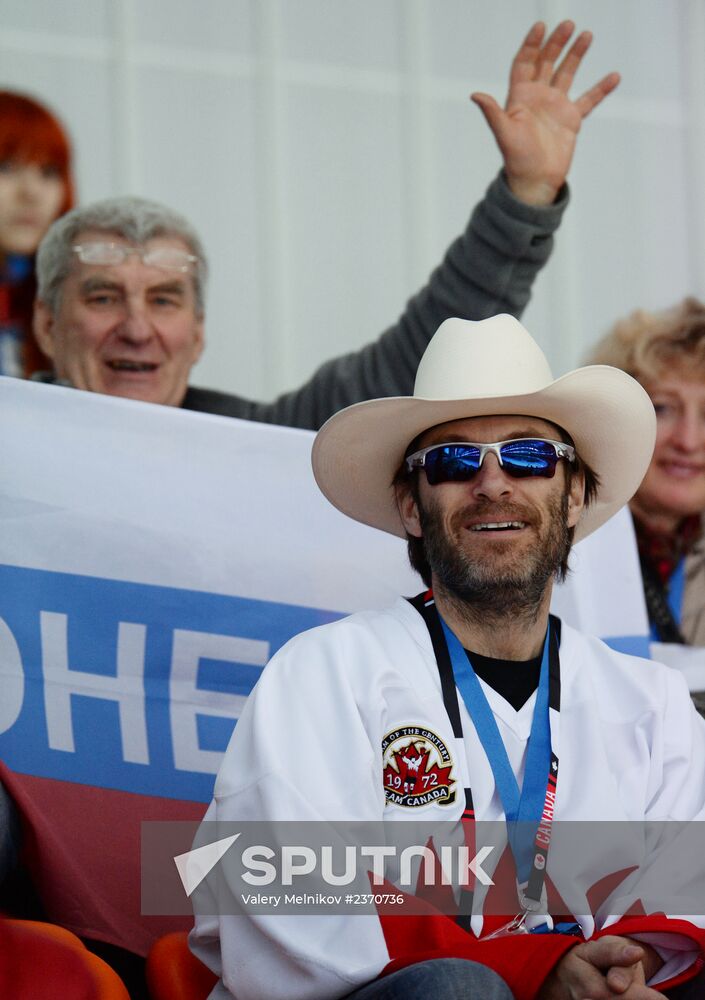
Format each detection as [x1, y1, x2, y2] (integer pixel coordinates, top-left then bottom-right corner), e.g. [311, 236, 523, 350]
[472, 21, 620, 206]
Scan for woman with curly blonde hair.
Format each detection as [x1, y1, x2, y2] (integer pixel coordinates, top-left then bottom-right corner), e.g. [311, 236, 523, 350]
[590, 297, 705, 646]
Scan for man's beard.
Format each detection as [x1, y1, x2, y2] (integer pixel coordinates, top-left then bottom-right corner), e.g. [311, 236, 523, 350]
[418, 490, 571, 620]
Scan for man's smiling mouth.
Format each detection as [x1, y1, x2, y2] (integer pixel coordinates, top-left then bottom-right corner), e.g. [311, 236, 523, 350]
[106, 360, 158, 372]
[469, 521, 527, 531]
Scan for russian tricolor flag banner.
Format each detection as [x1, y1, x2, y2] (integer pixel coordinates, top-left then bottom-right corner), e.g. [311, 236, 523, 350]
[0, 377, 419, 953]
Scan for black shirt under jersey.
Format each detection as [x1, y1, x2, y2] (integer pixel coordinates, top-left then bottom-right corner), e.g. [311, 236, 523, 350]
[465, 648, 541, 711]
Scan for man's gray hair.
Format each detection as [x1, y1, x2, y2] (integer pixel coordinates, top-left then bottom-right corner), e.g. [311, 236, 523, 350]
[36, 195, 209, 315]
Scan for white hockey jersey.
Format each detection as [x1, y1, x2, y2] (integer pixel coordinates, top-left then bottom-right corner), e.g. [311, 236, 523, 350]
[191, 598, 705, 1000]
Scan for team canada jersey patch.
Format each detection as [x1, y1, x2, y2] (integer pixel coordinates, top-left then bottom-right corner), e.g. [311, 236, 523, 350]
[382, 725, 456, 808]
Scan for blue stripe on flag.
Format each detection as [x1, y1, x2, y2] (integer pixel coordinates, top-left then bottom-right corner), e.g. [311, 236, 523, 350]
[0, 564, 343, 802]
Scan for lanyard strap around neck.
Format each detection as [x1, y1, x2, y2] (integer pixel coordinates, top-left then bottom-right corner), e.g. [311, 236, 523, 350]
[409, 591, 561, 901]
[439, 618, 550, 830]
[640, 554, 686, 644]
[667, 557, 686, 626]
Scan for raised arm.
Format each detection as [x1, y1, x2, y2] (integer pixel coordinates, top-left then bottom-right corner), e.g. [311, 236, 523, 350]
[222, 22, 618, 430]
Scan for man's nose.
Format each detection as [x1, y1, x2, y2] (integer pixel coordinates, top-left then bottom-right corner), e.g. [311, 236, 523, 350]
[118, 305, 154, 344]
[470, 452, 514, 501]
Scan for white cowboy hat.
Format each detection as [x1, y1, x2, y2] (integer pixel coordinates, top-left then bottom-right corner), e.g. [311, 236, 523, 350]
[312, 315, 656, 542]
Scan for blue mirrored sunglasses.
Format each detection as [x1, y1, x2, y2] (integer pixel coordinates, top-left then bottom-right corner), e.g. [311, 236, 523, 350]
[405, 438, 576, 485]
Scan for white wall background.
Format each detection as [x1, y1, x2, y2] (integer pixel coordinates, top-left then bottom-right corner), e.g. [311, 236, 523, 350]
[2, 0, 704, 401]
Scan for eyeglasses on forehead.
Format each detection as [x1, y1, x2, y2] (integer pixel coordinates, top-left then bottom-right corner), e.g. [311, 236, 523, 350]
[405, 438, 576, 485]
[71, 242, 198, 273]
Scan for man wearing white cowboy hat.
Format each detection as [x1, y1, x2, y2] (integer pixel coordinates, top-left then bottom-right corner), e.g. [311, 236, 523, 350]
[191, 316, 705, 1000]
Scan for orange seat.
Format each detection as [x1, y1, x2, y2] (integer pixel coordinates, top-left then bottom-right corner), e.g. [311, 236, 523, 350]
[146, 931, 218, 1000]
[0, 918, 131, 998]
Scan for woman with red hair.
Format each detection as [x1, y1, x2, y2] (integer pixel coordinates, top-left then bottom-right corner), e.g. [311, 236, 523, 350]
[0, 91, 75, 377]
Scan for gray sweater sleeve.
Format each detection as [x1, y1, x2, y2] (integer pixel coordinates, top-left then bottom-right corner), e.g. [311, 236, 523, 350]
[187, 171, 569, 429]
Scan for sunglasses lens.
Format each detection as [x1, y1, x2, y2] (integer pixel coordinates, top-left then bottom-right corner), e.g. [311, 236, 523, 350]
[425, 445, 481, 485]
[499, 439, 559, 478]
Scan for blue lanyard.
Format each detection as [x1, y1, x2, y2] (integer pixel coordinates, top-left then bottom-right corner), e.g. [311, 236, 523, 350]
[667, 557, 686, 626]
[439, 618, 552, 883]
[649, 557, 686, 642]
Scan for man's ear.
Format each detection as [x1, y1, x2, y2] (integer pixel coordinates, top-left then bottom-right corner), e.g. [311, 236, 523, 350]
[566, 470, 586, 529]
[33, 300, 57, 360]
[395, 481, 423, 538]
